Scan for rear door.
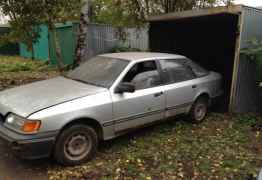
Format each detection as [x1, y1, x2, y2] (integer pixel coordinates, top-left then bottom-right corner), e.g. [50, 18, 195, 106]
[158, 59, 197, 118]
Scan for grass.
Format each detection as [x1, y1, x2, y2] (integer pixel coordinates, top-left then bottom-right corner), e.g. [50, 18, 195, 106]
[0, 56, 59, 91]
[48, 113, 262, 180]
[0, 56, 52, 72]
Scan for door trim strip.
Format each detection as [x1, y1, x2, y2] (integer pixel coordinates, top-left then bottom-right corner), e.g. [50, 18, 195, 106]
[102, 109, 164, 127]
[102, 102, 193, 127]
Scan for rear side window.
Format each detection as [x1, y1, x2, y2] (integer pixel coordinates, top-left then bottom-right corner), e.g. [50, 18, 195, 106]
[178, 59, 209, 77]
[159, 60, 195, 84]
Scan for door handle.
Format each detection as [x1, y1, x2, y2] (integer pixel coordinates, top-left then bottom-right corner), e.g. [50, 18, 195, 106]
[154, 92, 164, 97]
[192, 85, 197, 89]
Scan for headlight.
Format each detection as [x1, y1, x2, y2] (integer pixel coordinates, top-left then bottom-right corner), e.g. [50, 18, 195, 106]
[5, 113, 41, 134]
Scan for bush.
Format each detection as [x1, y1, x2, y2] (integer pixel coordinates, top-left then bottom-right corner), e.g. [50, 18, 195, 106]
[237, 114, 259, 127]
[0, 56, 52, 72]
[241, 39, 262, 83]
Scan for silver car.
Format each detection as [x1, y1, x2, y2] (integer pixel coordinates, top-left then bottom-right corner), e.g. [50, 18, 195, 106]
[0, 52, 222, 165]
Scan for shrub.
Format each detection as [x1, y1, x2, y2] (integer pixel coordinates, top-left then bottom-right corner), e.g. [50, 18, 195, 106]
[0, 56, 52, 72]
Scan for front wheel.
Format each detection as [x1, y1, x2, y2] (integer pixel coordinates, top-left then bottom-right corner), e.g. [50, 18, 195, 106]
[189, 97, 208, 123]
[54, 125, 98, 166]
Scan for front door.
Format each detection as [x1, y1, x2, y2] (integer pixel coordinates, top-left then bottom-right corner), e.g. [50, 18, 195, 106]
[111, 60, 165, 133]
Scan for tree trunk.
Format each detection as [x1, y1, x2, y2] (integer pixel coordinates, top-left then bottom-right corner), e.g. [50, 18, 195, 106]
[145, 0, 150, 17]
[73, 0, 89, 67]
[31, 43, 35, 60]
[49, 23, 64, 71]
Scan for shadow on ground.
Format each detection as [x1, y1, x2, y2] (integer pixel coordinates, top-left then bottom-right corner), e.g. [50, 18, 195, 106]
[0, 140, 50, 180]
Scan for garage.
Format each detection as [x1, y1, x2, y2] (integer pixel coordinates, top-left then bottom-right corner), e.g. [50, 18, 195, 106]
[148, 5, 262, 113]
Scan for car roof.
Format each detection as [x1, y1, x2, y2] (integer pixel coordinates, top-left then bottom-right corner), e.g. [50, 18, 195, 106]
[99, 52, 186, 61]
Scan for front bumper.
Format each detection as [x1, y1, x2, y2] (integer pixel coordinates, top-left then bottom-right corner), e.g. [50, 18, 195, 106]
[0, 122, 58, 160]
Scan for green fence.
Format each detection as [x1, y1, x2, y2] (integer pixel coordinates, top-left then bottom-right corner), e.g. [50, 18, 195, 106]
[19, 22, 78, 65]
[49, 23, 78, 65]
[19, 25, 49, 61]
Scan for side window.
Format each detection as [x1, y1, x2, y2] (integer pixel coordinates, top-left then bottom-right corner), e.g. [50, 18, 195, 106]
[159, 60, 195, 84]
[122, 61, 162, 90]
[177, 59, 209, 77]
[188, 60, 209, 77]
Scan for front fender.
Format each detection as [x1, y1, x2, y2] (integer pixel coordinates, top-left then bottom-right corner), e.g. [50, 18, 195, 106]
[194, 89, 211, 102]
[28, 91, 114, 139]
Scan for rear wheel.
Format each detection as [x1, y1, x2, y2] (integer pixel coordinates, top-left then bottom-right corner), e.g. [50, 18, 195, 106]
[54, 125, 98, 166]
[189, 96, 209, 123]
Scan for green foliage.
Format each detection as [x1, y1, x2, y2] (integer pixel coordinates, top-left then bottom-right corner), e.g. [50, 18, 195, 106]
[241, 39, 262, 57]
[0, 0, 44, 51]
[0, 56, 52, 72]
[0, 0, 82, 58]
[91, 0, 146, 27]
[35, 0, 82, 26]
[237, 114, 259, 127]
[241, 39, 262, 82]
[91, 0, 234, 27]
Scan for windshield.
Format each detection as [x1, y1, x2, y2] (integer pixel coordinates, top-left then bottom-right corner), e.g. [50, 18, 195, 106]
[67, 56, 129, 88]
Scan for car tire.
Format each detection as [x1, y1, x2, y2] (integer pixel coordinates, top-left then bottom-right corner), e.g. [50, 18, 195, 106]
[54, 124, 98, 166]
[189, 96, 209, 124]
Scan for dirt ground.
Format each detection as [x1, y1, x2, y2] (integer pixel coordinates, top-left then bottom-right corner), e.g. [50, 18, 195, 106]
[0, 70, 58, 180]
[0, 139, 49, 180]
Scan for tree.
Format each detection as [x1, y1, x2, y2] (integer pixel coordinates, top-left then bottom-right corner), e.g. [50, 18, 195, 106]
[1, 0, 235, 68]
[0, 0, 44, 59]
[0, 0, 82, 70]
[74, 0, 89, 67]
[91, 0, 235, 27]
[39, 0, 82, 70]
[0, 10, 8, 24]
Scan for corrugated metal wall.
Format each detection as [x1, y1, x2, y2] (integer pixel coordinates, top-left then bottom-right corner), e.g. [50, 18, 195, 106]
[49, 23, 76, 65]
[240, 7, 262, 48]
[234, 7, 262, 113]
[19, 23, 148, 65]
[120, 28, 149, 50]
[85, 24, 149, 59]
[85, 24, 118, 59]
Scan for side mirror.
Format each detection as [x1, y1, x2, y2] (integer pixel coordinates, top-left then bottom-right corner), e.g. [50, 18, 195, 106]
[115, 82, 135, 94]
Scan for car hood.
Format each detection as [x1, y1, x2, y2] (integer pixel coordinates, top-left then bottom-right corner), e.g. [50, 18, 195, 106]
[0, 76, 107, 117]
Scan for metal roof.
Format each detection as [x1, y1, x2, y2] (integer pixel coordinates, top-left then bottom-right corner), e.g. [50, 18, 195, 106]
[0, 24, 10, 28]
[99, 52, 186, 61]
[148, 5, 244, 22]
